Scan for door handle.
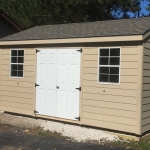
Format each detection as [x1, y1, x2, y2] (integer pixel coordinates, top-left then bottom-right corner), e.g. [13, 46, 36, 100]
[56, 86, 59, 89]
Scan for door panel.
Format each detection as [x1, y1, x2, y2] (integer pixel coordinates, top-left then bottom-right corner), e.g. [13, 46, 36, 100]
[56, 49, 81, 120]
[36, 49, 81, 120]
[56, 50, 68, 118]
[36, 50, 57, 116]
[68, 50, 81, 120]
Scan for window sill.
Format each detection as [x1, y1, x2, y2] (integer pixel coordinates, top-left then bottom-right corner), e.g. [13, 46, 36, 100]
[98, 82, 120, 85]
[10, 76, 24, 78]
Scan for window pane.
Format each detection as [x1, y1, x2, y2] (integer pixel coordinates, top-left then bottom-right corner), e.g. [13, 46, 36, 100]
[11, 50, 17, 56]
[11, 64, 17, 70]
[109, 75, 119, 83]
[99, 74, 109, 82]
[99, 57, 109, 65]
[99, 67, 109, 74]
[18, 71, 23, 77]
[11, 57, 17, 63]
[110, 57, 120, 65]
[110, 48, 120, 56]
[100, 49, 109, 56]
[18, 65, 23, 70]
[11, 70, 17, 76]
[18, 57, 24, 63]
[18, 50, 24, 56]
[110, 67, 119, 74]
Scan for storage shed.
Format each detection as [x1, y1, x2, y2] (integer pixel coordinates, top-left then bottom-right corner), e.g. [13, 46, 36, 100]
[0, 17, 150, 136]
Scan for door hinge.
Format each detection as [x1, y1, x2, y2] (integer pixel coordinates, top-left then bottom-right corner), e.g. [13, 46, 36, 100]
[35, 83, 40, 87]
[34, 110, 39, 114]
[75, 117, 80, 121]
[77, 49, 82, 53]
[75, 87, 81, 91]
[36, 49, 40, 53]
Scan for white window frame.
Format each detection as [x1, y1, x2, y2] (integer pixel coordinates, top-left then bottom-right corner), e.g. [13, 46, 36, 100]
[98, 47, 121, 85]
[10, 49, 24, 78]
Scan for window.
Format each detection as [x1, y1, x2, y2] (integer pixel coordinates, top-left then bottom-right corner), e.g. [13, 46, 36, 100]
[98, 48, 120, 84]
[10, 50, 24, 77]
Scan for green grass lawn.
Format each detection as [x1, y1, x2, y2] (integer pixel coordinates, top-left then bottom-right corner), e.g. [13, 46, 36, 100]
[109, 134, 150, 150]
[112, 140, 150, 150]
[29, 127, 150, 150]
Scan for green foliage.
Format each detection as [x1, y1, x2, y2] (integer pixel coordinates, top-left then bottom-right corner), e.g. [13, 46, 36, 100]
[113, 140, 150, 150]
[32, 0, 117, 25]
[146, 0, 150, 14]
[0, 0, 148, 29]
[0, 0, 39, 28]
[113, 0, 141, 18]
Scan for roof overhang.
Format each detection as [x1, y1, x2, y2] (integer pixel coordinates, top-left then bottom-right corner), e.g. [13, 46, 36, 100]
[0, 35, 143, 46]
[143, 29, 150, 41]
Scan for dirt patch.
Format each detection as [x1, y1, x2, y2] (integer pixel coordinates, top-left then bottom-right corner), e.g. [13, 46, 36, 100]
[0, 124, 11, 133]
[22, 127, 70, 140]
[0, 124, 126, 150]
[0, 123, 70, 140]
[0, 113, 118, 142]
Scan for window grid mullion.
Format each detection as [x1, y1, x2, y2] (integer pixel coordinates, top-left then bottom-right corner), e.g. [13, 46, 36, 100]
[11, 62, 23, 64]
[99, 65, 119, 67]
[10, 50, 24, 78]
[99, 48, 120, 84]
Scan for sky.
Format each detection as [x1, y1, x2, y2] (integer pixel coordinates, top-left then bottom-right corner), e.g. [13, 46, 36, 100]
[129, 0, 150, 17]
[140, 0, 149, 15]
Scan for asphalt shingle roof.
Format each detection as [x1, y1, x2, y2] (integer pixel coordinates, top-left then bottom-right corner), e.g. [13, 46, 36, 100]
[0, 17, 150, 41]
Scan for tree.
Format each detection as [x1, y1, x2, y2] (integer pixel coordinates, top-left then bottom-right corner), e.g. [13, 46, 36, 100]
[113, 0, 141, 18]
[0, 0, 119, 28]
[0, 0, 145, 29]
[33, 0, 117, 24]
[145, 0, 150, 15]
[0, 0, 40, 28]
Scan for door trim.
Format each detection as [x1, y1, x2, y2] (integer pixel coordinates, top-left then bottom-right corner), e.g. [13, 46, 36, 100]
[36, 48, 82, 121]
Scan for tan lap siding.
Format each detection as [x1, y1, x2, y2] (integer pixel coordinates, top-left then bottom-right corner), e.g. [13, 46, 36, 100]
[82, 47, 138, 133]
[142, 39, 150, 133]
[0, 48, 36, 116]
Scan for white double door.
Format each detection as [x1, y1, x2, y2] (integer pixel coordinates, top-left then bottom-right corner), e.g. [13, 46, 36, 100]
[36, 49, 81, 120]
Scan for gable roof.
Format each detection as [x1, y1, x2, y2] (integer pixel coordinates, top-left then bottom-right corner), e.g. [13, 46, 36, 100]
[0, 17, 150, 41]
[0, 10, 22, 32]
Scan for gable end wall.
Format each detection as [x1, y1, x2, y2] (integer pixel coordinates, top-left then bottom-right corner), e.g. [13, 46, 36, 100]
[142, 38, 150, 134]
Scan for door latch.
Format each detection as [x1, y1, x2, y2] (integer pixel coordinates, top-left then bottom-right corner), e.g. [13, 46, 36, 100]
[56, 86, 59, 89]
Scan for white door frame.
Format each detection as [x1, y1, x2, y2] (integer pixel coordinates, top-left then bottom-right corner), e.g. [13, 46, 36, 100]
[35, 48, 81, 121]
